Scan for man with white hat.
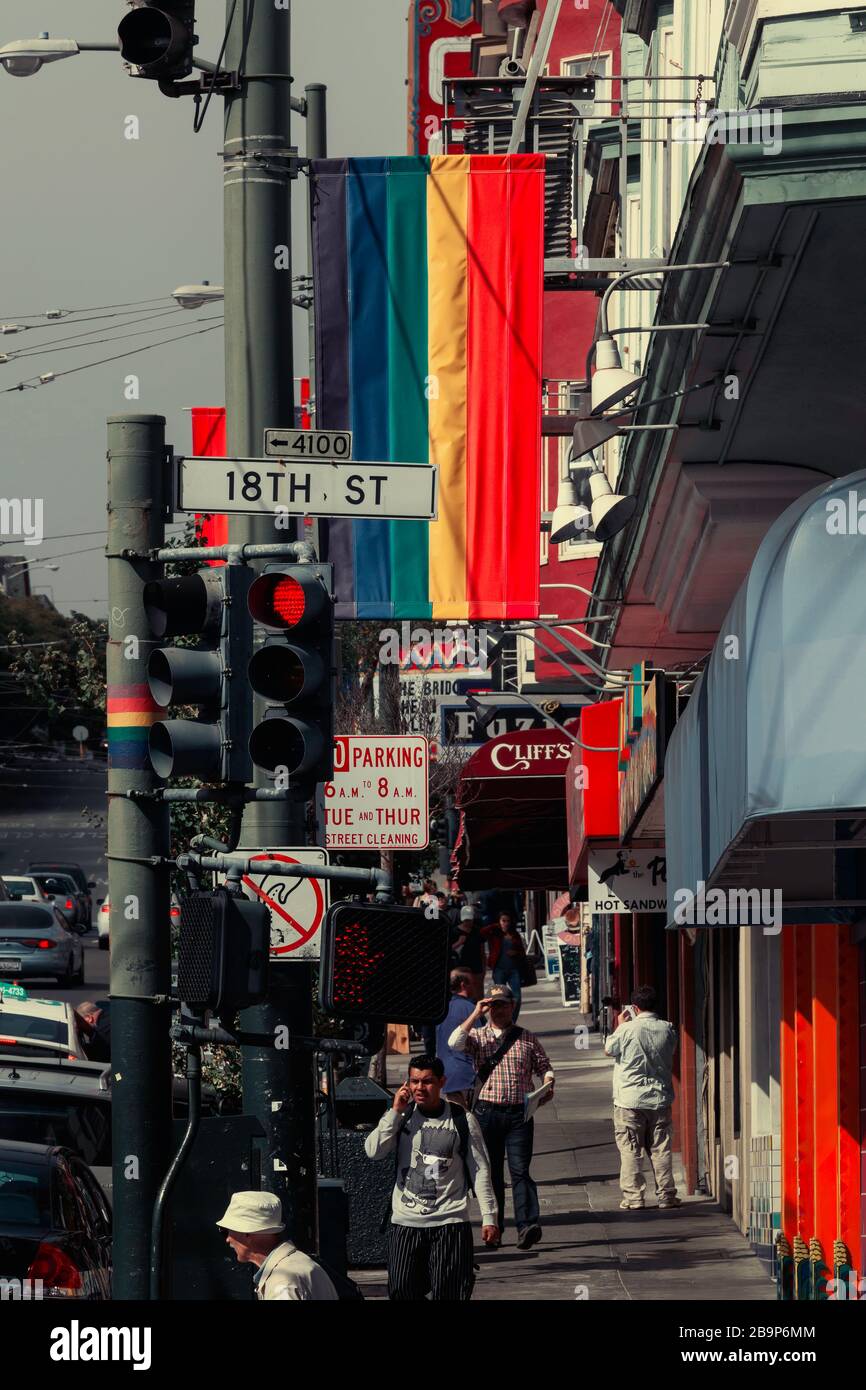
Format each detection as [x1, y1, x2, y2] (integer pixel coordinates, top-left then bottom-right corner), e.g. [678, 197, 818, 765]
[216, 1191, 339, 1301]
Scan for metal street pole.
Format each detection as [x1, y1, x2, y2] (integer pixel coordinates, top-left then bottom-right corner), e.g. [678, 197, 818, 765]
[106, 414, 172, 1300]
[223, 0, 316, 1252]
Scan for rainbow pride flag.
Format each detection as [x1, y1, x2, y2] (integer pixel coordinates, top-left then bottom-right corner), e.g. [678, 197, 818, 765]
[311, 154, 544, 621]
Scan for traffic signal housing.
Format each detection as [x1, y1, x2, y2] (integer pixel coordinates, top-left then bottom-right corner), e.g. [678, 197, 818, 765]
[118, 2, 198, 82]
[319, 901, 451, 1026]
[177, 890, 270, 1019]
[144, 564, 252, 783]
[247, 564, 335, 799]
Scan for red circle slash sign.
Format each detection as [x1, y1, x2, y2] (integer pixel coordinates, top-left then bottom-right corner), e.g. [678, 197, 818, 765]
[241, 853, 326, 955]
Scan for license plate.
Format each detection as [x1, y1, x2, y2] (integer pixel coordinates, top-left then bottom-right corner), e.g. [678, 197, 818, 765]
[0, 958, 23, 974]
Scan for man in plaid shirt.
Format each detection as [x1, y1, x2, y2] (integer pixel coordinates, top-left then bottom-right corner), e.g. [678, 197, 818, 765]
[448, 983, 554, 1249]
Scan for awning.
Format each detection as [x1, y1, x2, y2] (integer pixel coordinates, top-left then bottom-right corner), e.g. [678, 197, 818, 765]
[454, 724, 576, 889]
[664, 470, 866, 918]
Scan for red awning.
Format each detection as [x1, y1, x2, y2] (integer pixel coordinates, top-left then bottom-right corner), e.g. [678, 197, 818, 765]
[453, 724, 576, 890]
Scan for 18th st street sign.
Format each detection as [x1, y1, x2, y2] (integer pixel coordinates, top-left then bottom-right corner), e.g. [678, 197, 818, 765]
[177, 456, 438, 520]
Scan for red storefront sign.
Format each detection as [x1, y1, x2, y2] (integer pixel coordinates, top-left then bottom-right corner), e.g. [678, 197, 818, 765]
[566, 698, 621, 884]
[407, 0, 476, 154]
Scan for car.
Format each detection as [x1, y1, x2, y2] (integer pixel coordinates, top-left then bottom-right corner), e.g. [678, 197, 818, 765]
[0, 1052, 112, 1197]
[29, 873, 83, 932]
[0, 904, 85, 986]
[0, 1139, 112, 1299]
[26, 862, 97, 929]
[2, 874, 55, 907]
[0, 985, 88, 1059]
[96, 893, 181, 951]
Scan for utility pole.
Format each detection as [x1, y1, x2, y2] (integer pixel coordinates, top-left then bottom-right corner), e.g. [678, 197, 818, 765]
[222, 0, 316, 1251]
[106, 414, 172, 1300]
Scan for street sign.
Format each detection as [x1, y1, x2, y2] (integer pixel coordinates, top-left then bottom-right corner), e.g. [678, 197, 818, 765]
[325, 735, 429, 850]
[264, 427, 352, 459]
[238, 848, 330, 961]
[589, 846, 667, 914]
[177, 457, 438, 520]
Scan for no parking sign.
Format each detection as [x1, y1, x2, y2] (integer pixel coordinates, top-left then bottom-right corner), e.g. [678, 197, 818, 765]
[238, 848, 330, 961]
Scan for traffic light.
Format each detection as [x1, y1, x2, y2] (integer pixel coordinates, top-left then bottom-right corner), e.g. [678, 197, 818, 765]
[144, 564, 252, 783]
[118, 2, 198, 81]
[247, 564, 335, 798]
[177, 890, 270, 1019]
[319, 902, 451, 1026]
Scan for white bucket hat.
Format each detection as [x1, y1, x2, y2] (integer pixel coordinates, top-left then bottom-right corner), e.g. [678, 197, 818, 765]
[216, 1191, 285, 1234]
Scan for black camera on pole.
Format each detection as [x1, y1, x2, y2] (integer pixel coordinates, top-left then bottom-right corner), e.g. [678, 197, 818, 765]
[144, 564, 252, 784]
[118, 2, 198, 82]
[247, 563, 336, 800]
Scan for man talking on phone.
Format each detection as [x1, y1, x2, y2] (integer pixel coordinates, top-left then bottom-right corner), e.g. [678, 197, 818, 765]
[364, 1053, 499, 1300]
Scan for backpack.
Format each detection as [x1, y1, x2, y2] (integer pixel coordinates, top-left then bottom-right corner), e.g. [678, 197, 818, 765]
[313, 1255, 365, 1302]
[380, 1101, 473, 1232]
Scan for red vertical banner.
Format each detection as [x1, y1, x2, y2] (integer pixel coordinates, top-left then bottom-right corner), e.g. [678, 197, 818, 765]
[191, 406, 228, 561]
[465, 155, 543, 621]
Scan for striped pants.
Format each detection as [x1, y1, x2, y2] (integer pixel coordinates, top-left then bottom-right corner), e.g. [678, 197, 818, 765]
[387, 1221, 476, 1301]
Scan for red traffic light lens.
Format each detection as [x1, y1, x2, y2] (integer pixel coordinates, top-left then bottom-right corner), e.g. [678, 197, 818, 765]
[270, 577, 305, 626]
[248, 569, 325, 632]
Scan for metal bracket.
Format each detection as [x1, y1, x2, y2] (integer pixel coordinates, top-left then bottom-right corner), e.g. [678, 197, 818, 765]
[157, 70, 241, 98]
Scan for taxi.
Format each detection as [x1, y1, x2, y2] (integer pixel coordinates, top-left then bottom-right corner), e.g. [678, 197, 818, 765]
[0, 983, 87, 1061]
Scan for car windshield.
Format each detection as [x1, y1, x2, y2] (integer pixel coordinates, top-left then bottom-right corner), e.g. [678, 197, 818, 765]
[0, 1158, 51, 1228]
[0, 906, 55, 931]
[3, 880, 37, 896]
[0, 1099, 111, 1167]
[34, 877, 74, 896]
[29, 866, 87, 893]
[0, 1014, 68, 1046]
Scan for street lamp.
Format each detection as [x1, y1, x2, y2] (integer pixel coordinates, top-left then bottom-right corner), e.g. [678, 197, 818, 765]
[172, 281, 224, 309]
[0, 35, 80, 76]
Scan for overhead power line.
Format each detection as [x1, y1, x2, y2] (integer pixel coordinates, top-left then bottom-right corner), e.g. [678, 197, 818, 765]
[3, 320, 224, 394]
[3, 309, 223, 365]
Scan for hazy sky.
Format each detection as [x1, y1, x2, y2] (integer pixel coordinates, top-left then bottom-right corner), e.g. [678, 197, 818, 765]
[0, 1, 410, 614]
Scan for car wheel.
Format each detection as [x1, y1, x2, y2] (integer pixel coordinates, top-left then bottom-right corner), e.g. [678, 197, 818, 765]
[98, 937, 109, 951]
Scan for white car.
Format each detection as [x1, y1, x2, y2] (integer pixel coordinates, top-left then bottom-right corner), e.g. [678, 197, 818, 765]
[2, 874, 52, 906]
[0, 983, 88, 1060]
[97, 894, 181, 950]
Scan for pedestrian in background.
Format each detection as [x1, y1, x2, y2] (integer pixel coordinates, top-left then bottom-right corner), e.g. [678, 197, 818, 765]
[216, 1192, 338, 1300]
[483, 911, 527, 1020]
[604, 984, 680, 1211]
[365, 1053, 499, 1300]
[451, 904, 485, 999]
[437, 970, 478, 1106]
[449, 984, 554, 1250]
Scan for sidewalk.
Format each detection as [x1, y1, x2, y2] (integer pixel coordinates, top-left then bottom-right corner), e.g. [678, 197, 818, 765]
[356, 978, 774, 1301]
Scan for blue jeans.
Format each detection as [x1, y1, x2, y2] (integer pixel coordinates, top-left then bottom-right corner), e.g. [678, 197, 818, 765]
[475, 1104, 539, 1233]
[492, 966, 522, 1021]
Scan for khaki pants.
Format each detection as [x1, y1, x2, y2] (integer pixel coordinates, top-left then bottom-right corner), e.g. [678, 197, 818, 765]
[613, 1105, 676, 1204]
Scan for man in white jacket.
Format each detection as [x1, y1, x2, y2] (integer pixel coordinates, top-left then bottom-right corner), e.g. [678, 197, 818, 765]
[365, 1052, 499, 1299]
[216, 1191, 339, 1300]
